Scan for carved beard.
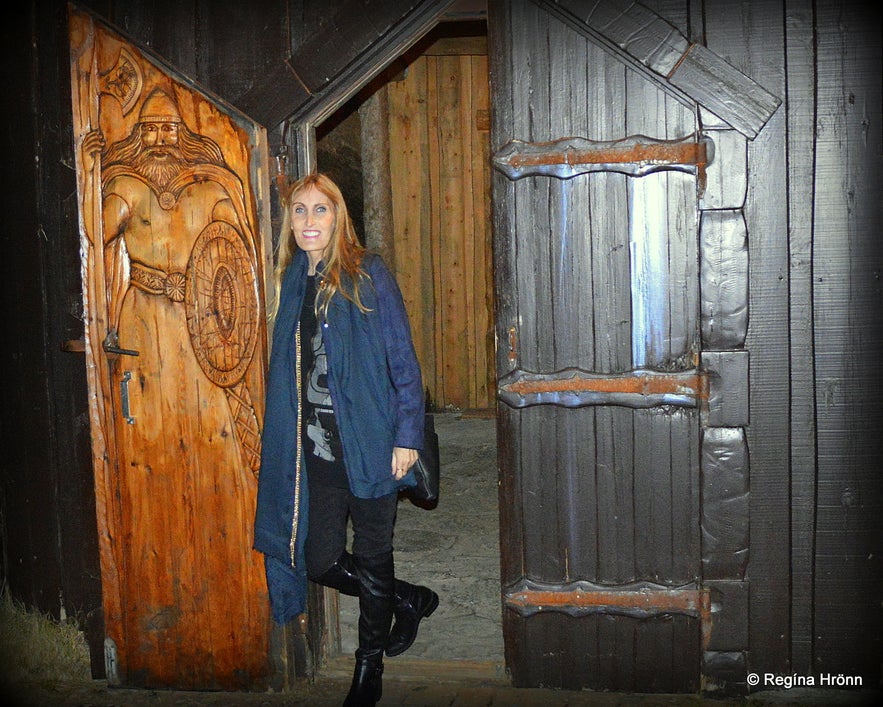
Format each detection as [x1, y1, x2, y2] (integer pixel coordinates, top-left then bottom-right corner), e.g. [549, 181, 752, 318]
[131, 146, 188, 190]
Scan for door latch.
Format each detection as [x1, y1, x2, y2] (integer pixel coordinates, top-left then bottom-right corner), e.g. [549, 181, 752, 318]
[103, 331, 139, 357]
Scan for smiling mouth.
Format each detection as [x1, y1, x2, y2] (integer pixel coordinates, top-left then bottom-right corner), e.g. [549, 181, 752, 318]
[302, 230, 321, 238]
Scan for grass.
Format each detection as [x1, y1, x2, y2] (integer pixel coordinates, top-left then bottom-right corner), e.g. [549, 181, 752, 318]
[0, 586, 91, 687]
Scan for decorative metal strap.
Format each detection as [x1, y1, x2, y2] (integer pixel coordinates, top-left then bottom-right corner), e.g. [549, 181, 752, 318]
[504, 577, 713, 648]
[493, 134, 713, 191]
[498, 367, 706, 409]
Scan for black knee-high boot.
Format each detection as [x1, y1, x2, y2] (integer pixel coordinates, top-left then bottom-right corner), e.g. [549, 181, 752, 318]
[315, 552, 437, 659]
[311, 552, 360, 597]
[385, 581, 439, 657]
[343, 552, 395, 707]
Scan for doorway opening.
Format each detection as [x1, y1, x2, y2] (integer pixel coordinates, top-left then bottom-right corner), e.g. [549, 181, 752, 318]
[312, 19, 502, 667]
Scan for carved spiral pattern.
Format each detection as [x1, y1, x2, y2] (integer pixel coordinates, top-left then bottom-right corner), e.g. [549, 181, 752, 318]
[185, 221, 258, 387]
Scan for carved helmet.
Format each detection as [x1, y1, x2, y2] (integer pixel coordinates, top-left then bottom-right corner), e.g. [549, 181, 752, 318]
[139, 87, 181, 124]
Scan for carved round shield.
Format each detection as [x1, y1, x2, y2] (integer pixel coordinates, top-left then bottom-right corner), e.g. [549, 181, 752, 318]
[185, 221, 259, 388]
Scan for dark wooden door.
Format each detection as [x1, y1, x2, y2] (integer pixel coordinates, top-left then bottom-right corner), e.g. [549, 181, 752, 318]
[490, 1, 709, 692]
[69, 7, 272, 689]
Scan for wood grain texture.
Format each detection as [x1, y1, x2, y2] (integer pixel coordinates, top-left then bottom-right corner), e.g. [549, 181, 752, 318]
[492, 0, 702, 691]
[388, 46, 493, 410]
[69, 8, 271, 689]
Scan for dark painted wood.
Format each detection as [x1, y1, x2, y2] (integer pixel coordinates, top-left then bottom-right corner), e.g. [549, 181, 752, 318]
[783, 0, 816, 675]
[539, 0, 780, 138]
[105, 0, 199, 76]
[810, 0, 883, 680]
[704, 0, 793, 679]
[289, 0, 420, 92]
[491, 0, 703, 691]
[1, 0, 106, 676]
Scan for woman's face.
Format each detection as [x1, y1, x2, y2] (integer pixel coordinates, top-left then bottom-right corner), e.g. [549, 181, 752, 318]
[290, 185, 336, 272]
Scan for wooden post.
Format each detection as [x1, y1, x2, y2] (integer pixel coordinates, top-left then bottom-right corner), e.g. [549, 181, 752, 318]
[360, 86, 396, 266]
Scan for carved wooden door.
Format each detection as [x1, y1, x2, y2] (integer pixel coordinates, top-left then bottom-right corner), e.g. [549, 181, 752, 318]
[69, 7, 272, 689]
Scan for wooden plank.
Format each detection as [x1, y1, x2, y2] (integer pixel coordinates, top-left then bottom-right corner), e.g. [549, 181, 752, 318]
[514, 4, 562, 583]
[560, 407, 598, 579]
[388, 55, 436, 399]
[422, 35, 488, 55]
[665, 170, 699, 359]
[671, 408, 701, 582]
[579, 14, 633, 598]
[196, 0, 288, 106]
[648, 409, 675, 579]
[434, 54, 467, 406]
[470, 53, 493, 408]
[489, 3, 525, 653]
[538, 0, 780, 138]
[701, 428, 750, 580]
[548, 25, 589, 366]
[668, 43, 781, 139]
[235, 61, 312, 131]
[783, 0, 816, 676]
[703, 351, 750, 428]
[288, 1, 457, 126]
[705, 580, 749, 652]
[460, 53, 477, 409]
[700, 209, 749, 349]
[289, 0, 435, 92]
[700, 129, 747, 210]
[810, 0, 883, 679]
[630, 174, 674, 366]
[111, 0, 198, 77]
[703, 0, 791, 678]
[662, 88, 700, 361]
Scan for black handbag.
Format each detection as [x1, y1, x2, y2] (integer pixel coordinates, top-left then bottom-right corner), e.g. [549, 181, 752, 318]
[408, 414, 439, 508]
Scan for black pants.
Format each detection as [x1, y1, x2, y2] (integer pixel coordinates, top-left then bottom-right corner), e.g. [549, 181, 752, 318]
[305, 480, 398, 579]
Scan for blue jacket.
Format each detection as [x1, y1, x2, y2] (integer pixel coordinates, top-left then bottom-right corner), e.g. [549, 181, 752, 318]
[254, 250, 425, 576]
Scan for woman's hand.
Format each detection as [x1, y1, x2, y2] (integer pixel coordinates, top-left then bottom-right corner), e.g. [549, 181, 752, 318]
[391, 447, 418, 480]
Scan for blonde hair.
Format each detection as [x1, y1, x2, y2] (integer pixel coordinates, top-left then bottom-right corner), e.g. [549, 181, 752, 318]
[271, 172, 370, 321]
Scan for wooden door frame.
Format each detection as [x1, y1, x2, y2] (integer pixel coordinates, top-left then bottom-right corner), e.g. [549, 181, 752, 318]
[280, 5, 465, 671]
[274, 0, 779, 684]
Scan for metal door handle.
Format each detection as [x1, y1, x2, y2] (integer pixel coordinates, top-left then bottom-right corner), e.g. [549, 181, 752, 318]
[120, 371, 135, 425]
[105, 343, 140, 356]
[103, 331, 139, 357]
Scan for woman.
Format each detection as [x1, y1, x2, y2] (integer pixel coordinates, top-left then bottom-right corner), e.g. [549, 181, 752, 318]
[254, 172, 438, 706]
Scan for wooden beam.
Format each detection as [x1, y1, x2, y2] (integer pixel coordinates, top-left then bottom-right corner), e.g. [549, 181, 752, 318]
[533, 0, 781, 138]
[421, 36, 488, 55]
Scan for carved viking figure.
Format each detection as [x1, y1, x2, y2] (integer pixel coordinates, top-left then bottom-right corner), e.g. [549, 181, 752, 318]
[80, 85, 267, 682]
[86, 87, 262, 474]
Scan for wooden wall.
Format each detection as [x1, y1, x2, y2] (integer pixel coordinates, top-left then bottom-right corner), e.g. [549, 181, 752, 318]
[2, 0, 880, 692]
[387, 35, 494, 412]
